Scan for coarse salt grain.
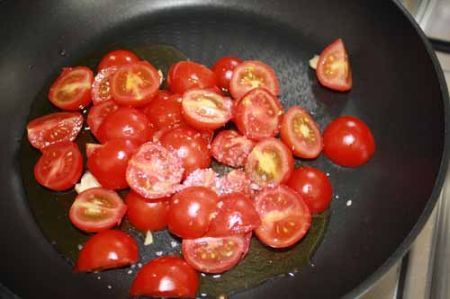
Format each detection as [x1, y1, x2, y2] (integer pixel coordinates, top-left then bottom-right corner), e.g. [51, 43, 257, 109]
[346, 200, 352, 206]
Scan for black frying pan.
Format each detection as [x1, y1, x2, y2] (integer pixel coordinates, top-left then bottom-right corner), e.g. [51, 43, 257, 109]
[0, 0, 448, 298]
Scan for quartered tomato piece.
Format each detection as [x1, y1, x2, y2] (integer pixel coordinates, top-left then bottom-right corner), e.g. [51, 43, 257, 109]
[234, 88, 283, 141]
[34, 141, 83, 191]
[182, 234, 249, 273]
[181, 89, 233, 131]
[48, 66, 93, 110]
[75, 230, 138, 272]
[87, 139, 139, 190]
[97, 49, 140, 71]
[254, 185, 311, 248]
[91, 66, 117, 105]
[69, 187, 127, 233]
[27, 112, 83, 150]
[126, 142, 184, 199]
[211, 130, 255, 168]
[168, 186, 218, 239]
[280, 106, 322, 159]
[96, 107, 154, 144]
[212, 56, 243, 91]
[160, 126, 211, 176]
[110, 61, 161, 107]
[125, 191, 170, 232]
[207, 192, 261, 237]
[86, 100, 119, 140]
[168, 61, 217, 94]
[316, 39, 352, 91]
[142, 91, 184, 130]
[130, 256, 199, 298]
[245, 138, 294, 188]
[229, 60, 279, 100]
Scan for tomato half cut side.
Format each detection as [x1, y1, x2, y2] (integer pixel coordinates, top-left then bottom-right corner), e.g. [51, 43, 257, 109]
[75, 230, 138, 272]
[34, 141, 83, 191]
[245, 138, 294, 188]
[254, 185, 311, 248]
[229, 60, 280, 100]
[48, 66, 93, 110]
[234, 88, 284, 141]
[182, 234, 248, 274]
[69, 187, 127, 233]
[91, 66, 117, 105]
[126, 142, 184, 199]
[316, 39, 352, 92]
[215, 169, 253, 196]
[181, 88, 233, 131]
[130, 256, 199, 298]
[86, 100, 119, 140]
[97, 49, 140, 71]
[280, 106, 322, 159]
[207, 192, 261, 237]
[27, 112, 83, 150]
[168, 61, 217, 94]
[125, 191, 170, 232]
[211, 130, 255, 168]
[110, 61, 161, 107]
[212, 56, 243, 91]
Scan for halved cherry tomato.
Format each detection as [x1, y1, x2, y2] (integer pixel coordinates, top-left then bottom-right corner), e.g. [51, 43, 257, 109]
[245, 138, 294, 188]
[125, 191, 170, 232]
[126, 142, 184, 199]
[211, 130, 255, 168]
[181, 89, 233, 131]
[110, 61, 161, 107]
[229, 60, 279, 100]
[316, 39, 352, 91]
[130, 256, 199, 298]
[323, 116, 375, 167]
[142, 91, 184, 130]
[168, 186, 218, 239]
[180, 168, 219, 192]
[168, 61, 217, 94]
[280, 106, 322, 159]
[160, 126, 211, 176]
[254, 185, 311, 248]
[48, 66, 93, 110]
[212, 56, 243, 91]
[207, 192, 261, 237]
[97, 49, 140, 71]
[87, 139, 139, 190]
[34, 141, 82, 191]
[86, 100, 119, 140]
[287, 167, 332, 214]
[215, 169, 253, 196]
[234, 88, 284, 141]
[27, 112, 83, 150]
[96, 107, 154, 144]
[91, 66, 117, 105]
[182, 234, 249, 273]
[75, 230, 138, 272]
[69, 187, 127, 233]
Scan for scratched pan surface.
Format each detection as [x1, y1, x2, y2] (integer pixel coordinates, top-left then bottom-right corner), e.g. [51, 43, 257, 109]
[0, 0, 448, 298]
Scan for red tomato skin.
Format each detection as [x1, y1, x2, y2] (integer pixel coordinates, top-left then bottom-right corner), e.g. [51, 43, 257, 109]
[142, 91, 185, 130]
[87, 139, 139, 190]
[168, 61, 217, 94]
[211, 130, 255, 168]
[125, 191, 170, 232]
[160, 126, 211, 176]
[316, 39, 352, 92]
[168, 186, 219, 239]
[97, 49, 140, 71]
[287, 167, 333, 213]
[48, 66, 93, 111]
[27, 112, 83, 150]
[75, 230, 138, 272]
[212, 56, 243, 91]
[34, 141, 83, 191]
[96, 107, 154, 144]
[280, 106, 323, 159]
[86, 100, 119, 140]
[323, 116, 375, 167]
[207, 192, 261, 237]
[91, 66, 118, 105]
[130, 256, 199, 298]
